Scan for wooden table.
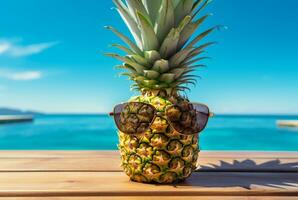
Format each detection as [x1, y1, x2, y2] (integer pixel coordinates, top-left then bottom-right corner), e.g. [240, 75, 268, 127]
[0, 151, 297, 199]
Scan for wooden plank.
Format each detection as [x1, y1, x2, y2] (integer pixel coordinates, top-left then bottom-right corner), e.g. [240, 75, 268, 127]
[0, 151, 297, 172]
[0, 151, 120, 172]
[0, 151, 114, 158]
[1, 197, 298, 200]
[0, 172, 296, 197]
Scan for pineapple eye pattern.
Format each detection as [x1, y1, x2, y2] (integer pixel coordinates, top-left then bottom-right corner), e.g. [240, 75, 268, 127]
[166, 102, 210, 135]
[113, 102, 156, 134]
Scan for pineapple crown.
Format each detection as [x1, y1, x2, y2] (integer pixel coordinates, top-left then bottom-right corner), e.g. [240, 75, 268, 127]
[106, 0, 217, 95]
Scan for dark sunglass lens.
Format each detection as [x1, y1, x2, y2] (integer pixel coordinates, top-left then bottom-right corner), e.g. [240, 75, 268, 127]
[166, 102, 210, 135]
[113, 102, 155, 134]
[166, 103, 196, 135]
[193, 103, 209, 132]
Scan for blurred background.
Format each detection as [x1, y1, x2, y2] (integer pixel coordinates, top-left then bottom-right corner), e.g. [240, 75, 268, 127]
[0, 0, 297, 150]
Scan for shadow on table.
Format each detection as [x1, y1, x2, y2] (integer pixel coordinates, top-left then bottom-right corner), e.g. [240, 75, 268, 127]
[198, 159, 298, 172]
[181, 159, 298, 189]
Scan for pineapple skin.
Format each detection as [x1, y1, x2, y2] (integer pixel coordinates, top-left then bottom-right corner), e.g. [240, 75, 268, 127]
[118, 92, 199, 184]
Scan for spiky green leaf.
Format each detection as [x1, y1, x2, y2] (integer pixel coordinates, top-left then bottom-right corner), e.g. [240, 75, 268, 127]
[119, 72, 135, 79]
[134, 76, 146, 83]
[169, 68, 185, 79]
[105, 26, 142, 55]
[111, 44, 135, 55]
[191, 0, 203, 12]
[152, 59, 169, 73]
[144, 50, 161, 63]
[136, 11, 159, 51]
[174, 0, 193, 26]
[185, 26, 218, 48]
[171, 0, 180, 8]
[188, 64, 206, 69]
[142, 0, 161, 24]
[159, 15, 191, 58]
[169, 47, 193, 68]
[113, 0, 142, 49]
[105, 53, 145, 74]
[126, 0, 150, 22]
[182, 42, 215, 63]
[159, 73, 176, 83]
[193, 0, 212, 19]
[127, 54, 149, 67]
[183, 56, 210, 66]
[178, 14, 210, 49]
[142, 79, 158, 87]
[144, 70, 160, 79]
[116, 64, 137, 73]
[154, 0, 174, 42]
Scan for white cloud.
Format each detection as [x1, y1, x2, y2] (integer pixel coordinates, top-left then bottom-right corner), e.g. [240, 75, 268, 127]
[0, 42, 10, 54]
[0, 70, 42, 81]
[10, 71, 42, 80]
[0, 39, 58, 57]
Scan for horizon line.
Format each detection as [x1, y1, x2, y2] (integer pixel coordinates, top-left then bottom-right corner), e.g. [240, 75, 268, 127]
[34, 112, 298, 117]
[1, 107, 298, 116]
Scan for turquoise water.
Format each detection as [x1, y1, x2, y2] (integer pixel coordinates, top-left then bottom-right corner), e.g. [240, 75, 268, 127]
[0, 115, 297, 150]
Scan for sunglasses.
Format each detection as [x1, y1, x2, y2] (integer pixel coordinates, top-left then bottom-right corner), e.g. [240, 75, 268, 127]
[109, 102, 213, 135]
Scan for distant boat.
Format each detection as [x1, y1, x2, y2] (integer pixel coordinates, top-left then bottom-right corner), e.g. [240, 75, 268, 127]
[0, 115, 34, 124]
[277, 120, 298, 127]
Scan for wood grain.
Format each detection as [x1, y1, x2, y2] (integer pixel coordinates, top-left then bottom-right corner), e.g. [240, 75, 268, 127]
[0, 151, 297, 172]
[0, 151, 297, 158]
[0, 151, 297, 197]
[1, 197, 298, 200]
[0, 172, 296, 197]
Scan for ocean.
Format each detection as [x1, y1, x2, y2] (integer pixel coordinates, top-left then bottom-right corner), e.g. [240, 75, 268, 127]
[0, 115, 297, 150]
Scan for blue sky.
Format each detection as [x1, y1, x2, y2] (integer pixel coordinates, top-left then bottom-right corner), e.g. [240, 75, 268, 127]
[0, 0, 297, 114]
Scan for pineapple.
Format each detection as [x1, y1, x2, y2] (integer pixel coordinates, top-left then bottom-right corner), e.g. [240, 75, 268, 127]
[106, 0, 215, 183]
